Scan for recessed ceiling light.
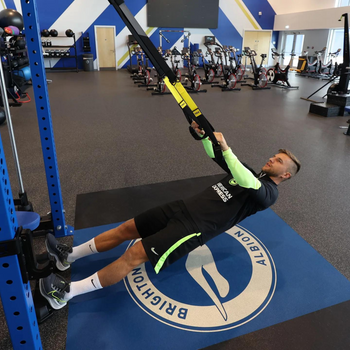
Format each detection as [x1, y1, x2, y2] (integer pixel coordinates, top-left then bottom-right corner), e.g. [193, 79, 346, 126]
[285, 25, 290, 29]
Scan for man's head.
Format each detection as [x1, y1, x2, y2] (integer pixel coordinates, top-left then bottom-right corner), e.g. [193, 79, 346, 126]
[261, 149, 301, 184]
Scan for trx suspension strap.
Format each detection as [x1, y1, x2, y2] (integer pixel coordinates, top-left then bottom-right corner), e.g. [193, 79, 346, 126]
[108, 0, 222, 158]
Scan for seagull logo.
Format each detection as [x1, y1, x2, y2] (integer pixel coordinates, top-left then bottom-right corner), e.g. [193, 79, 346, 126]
[125, 226, 276, 332]
[185, 246, 229, 321]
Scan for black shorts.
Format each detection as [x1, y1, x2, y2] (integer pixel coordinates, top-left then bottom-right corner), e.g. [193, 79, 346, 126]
[134, 201, 202, 274]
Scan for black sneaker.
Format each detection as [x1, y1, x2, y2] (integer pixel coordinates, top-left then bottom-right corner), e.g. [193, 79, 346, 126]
[39, 273, 70, 310]
[46, 233, 72, 271]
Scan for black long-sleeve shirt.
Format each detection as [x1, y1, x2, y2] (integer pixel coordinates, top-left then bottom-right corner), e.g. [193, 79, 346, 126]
[182, 138, 278, 244]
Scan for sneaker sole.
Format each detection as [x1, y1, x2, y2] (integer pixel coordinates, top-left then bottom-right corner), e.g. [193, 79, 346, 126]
[45, 239, 71, 272]
[39, 279, 67, 310]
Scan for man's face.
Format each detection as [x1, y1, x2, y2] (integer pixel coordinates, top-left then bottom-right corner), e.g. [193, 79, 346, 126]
[261, 153, 292, 179]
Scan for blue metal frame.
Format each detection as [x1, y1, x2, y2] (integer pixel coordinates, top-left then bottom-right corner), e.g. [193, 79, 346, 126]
[20, 0, 73, 238]
[0, 134, 42, 349]
[0, 0, 77, 347]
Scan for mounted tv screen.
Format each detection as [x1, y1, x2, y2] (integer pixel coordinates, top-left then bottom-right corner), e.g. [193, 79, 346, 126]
[147, 0, 219, 29]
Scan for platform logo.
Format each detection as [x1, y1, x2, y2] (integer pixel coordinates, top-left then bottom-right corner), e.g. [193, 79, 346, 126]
[124, 225, 276, 332]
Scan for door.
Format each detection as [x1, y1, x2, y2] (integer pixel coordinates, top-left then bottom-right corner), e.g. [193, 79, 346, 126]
[243, 31, 271, 66]
[96, 27, 116, 70]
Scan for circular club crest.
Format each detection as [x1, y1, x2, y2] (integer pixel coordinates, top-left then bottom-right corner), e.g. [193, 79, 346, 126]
[124, 225, 277, 332]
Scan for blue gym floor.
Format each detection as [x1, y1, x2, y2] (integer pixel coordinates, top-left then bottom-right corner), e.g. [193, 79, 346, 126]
[67, 175, 350, 350]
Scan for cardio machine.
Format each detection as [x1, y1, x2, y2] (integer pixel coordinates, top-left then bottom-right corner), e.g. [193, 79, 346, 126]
[241, 47, 270, 90]
[168, 47, 182, 82]
[131, 47, 155, 87]
[228, 46, 245, 82]
[266, 49, 299, 89]
[318, 48, 341, 76]
[182, 47, 207, 93]
[147, 47, 172, 95]
[295, 50, 320, 77]
[197, 49, 218, 84]
[211, 43, 240, 91]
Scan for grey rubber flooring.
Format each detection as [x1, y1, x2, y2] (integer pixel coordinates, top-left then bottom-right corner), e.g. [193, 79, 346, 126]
[0, 69, 350, 349]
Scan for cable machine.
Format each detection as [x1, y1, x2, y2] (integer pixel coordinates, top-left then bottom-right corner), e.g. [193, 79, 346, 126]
[0, 0, 74, 348]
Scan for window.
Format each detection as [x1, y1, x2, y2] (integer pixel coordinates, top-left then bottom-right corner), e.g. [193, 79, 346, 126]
[328, 29, 343, 64]
[336, 0, 350, 7]
[281, 33, 305, 67]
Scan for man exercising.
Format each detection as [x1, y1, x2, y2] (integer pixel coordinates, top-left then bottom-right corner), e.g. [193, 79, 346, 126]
[40, 122, 301, 310]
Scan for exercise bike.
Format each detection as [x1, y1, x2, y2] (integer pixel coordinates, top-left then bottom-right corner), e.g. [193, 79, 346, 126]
[205, 44, 223, 77]
[296, 50, 320, 76]
[241, 47, 270, 90]
[211, 43, 240, 91]
[318, 48, 341, 76]
[132, 47, 155, 87]
[266, 49, 299, 89]
[228, 46, 245, 82]
[168, 47, 182, 82]
[147, 47, 171, 95]
[197, 49, 218, 84]
[182, 48, 207, 93]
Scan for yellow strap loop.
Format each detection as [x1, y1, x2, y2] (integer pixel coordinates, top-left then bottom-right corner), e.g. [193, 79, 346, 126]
[163, 77, 203, 118]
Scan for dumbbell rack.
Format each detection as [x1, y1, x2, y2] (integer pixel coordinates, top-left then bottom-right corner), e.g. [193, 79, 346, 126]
[42, 34, 78, 72]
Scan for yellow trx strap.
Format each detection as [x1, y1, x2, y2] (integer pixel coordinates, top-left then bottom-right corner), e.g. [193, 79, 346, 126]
[163, 77, 202, 118]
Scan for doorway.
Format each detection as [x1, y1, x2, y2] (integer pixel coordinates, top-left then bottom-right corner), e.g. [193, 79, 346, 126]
[95, 26, 117, 70]
[243, 30, 272, 66]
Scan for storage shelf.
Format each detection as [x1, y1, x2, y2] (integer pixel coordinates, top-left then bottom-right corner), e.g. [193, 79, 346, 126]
[44, 55, 77, 58]
[43, 45, 76, 48]
[42, 35, 78, 72]
[41, 35, 74, 38]
[45, 67, 79, 72]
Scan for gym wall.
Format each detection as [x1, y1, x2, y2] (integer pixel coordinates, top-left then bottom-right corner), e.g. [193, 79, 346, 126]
[268, 0, 336, 15]
[274, 5, 350, 31]
[2, 0, 277, 70]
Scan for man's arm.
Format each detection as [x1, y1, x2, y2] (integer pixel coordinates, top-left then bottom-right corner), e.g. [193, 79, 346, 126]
[190, 122, 231, 174]
[213, 132, 261, 190]
[191, 122, 259, 183]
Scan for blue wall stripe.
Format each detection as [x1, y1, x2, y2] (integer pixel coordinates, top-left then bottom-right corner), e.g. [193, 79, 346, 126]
[241, 0, 276, 30]
[64, 1, 146, 69]
[36, 0, 75, 30]
[272, 31, 280, 47]
[211, 8, 243, 50]
[95, 0, 146, 36]
[5, 0, 16, 10]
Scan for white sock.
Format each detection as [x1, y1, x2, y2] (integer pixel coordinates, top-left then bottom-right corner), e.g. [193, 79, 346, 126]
[65, 272, 102, 300]
[67, 238, 98, 263]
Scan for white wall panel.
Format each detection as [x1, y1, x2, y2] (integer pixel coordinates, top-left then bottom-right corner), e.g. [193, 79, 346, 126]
[268, 0, 336, 15]
[274, 6, 350, 31]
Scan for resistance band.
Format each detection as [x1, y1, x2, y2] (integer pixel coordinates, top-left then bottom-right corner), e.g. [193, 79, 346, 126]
[108, 0, 222, 158]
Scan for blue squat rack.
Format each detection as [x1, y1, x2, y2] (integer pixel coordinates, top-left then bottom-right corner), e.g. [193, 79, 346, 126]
[0, 0, 74, 348]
